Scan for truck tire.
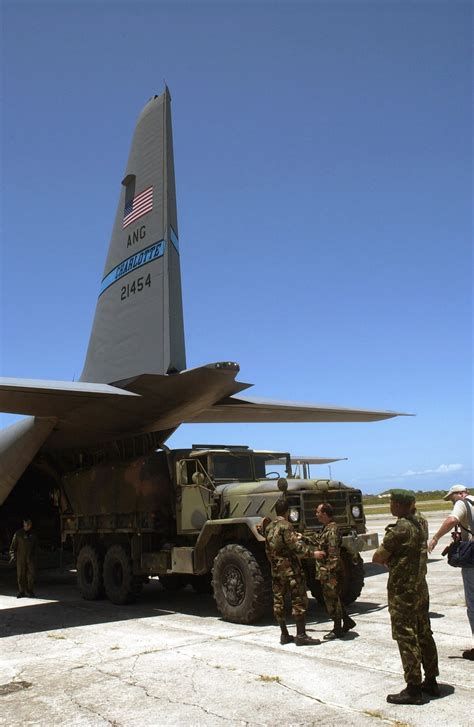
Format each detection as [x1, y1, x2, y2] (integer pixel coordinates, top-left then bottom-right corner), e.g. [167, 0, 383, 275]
[309, 551, 365, 606]
[212, 544, 272, 624]
[103, 544, 137, 605]
[308, 576, 325, 607]
[76, 544, 104, 600]
[340, 551, 364, 604]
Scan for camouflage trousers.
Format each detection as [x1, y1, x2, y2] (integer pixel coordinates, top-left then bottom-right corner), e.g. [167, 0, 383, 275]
[321, 578, 343, 620]
[389, 598, 439, 685]
[271, 569, 308, 621]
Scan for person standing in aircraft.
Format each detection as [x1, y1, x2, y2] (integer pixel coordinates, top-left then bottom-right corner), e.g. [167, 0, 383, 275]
[9, 517, 38, 598]
[373, 490, 439, 705]
[312, 503, 356, 639]
[262, 498, 320, 646]
[428, 484, 474, 661]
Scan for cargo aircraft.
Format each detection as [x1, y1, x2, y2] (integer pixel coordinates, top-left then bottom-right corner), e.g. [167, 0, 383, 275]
[0, 88, 408, 530]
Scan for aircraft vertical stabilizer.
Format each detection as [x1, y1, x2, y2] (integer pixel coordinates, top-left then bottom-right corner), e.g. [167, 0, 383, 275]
[80, 88, 186, 385]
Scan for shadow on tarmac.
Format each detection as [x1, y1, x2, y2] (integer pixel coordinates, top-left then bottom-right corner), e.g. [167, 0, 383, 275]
[0, 568, 374, 638]
[0, 576, 225, 638]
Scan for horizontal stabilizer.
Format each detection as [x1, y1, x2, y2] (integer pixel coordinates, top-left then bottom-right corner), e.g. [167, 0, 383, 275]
[186, 394, 412, 423]
[0, 377, 138, 417]
[0, 364, 249, 450]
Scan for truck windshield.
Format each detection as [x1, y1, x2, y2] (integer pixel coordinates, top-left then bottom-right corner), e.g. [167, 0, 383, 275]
[212, 454, 253, 481]
[211, 453, 291, 481]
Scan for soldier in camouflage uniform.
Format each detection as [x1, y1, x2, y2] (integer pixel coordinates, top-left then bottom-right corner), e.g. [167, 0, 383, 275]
[373, 490, 439, 705]
[263, 498, 320, 646]
[9, 517, 38, 598]
[313, 503, 356, 640]
[411, 504, 440, 697]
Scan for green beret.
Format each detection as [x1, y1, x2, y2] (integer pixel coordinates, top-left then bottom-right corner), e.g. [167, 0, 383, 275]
[390, 488, 415, 504]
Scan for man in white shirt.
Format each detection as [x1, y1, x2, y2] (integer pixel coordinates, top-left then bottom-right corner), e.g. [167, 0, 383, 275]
[428, 485, 474, 660]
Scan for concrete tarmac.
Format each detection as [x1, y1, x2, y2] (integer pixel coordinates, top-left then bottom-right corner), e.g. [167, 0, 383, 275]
[0, 511, 472, 726]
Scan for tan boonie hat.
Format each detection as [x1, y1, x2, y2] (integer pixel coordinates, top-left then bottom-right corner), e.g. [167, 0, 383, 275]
[443, 484, 467, 500]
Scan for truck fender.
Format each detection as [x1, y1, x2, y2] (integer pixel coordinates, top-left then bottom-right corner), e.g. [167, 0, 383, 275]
[194, 517, 265, 573]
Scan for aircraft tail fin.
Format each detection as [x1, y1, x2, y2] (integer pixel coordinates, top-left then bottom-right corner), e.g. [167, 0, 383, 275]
[80, 88, 186, 384]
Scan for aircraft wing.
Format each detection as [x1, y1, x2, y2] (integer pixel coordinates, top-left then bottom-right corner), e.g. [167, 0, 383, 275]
[186, 394, 412, 423]
[265, 455, 347, 465]
[289, 456, 348, 464]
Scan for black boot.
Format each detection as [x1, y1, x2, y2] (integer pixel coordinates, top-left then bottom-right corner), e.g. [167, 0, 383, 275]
[420, 677, 440, 697]
[342, 609, 356, 632]
[323, 618, 345, 640]
[386, 684, 423, 705]
[295, 617, 320, 646]
[278, 620, 294, 645]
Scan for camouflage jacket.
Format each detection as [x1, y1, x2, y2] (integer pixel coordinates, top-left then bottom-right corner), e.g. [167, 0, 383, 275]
[412, 509, 429, 580]
[374, 515, 425, 606]
[314, 520, 342, 579]
[265, 517, 313, 575]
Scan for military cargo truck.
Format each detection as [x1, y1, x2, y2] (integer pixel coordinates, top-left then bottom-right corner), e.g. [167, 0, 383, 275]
[60, 444, 378, 623]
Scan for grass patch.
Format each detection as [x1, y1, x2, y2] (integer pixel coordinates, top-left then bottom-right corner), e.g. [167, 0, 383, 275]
[363, 711, 409, 726]
[365, 502, 449, 515]
[363, 490, 448, 505]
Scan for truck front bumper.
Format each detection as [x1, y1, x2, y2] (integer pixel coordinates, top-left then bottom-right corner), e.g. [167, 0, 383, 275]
[342, 531, 379, 554]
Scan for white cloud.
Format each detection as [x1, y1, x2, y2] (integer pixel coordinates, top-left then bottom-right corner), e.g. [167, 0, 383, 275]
[400, 463, 463, 477]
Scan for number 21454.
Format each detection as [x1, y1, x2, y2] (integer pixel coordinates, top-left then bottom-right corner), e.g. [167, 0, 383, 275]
[120, 274, 151, 300]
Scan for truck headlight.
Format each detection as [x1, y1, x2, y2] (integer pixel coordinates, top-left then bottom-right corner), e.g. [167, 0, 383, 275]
[288, 508, 300, 523]
[351, 505, 361, 518]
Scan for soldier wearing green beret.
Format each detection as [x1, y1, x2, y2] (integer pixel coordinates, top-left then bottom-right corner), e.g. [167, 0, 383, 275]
[373, 490, 439, 705]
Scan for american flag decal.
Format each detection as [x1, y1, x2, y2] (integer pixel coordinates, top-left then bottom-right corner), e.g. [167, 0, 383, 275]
[123, 186, 153, 228]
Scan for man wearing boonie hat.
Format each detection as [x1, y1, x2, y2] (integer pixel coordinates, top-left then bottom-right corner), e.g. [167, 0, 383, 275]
[428, 484, 474, 661]
[373, 489, 439, 704]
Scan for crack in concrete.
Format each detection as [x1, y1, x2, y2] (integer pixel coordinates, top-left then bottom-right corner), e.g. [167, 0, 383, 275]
[64, 688, 122, 726]
[275, 681, 405, 726]
[79, 662, 248, 724]
[183, 651, 403, 726]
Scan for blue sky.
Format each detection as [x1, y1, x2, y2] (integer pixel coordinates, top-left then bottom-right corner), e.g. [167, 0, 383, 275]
[1, 0, 472, 493]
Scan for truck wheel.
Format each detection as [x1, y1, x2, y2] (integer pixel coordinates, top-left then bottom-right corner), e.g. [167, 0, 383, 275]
[340, 551, 364, 604]
[103, 544, 137, 605]
[212, 544, 272, 624]
[308, 552, 364, 606]
[76, 545, 104, 600]
[309, 578, 325, 607]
